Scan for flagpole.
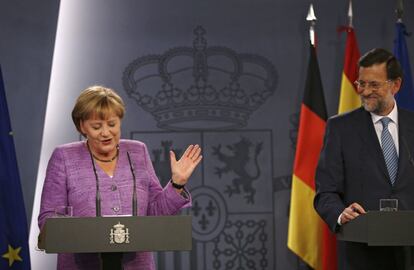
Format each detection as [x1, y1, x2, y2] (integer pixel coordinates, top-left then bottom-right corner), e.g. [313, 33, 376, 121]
[306, 4, 317, 46]
[288, 5, 336, 269]
[396, 0, 403, 23]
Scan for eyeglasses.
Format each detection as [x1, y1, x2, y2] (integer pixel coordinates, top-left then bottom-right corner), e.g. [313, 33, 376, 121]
[354, 80, 392, 91]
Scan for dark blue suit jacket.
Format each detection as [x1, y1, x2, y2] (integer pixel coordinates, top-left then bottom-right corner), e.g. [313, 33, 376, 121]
[314, 106, 414, 270]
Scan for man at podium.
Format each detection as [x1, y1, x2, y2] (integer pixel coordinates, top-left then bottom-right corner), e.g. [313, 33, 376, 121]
[314, 48, 414, 270]
[38, 86, 202, 269]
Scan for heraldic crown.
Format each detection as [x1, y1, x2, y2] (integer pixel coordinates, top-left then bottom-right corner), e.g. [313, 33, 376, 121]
[123, 26, 277, 130]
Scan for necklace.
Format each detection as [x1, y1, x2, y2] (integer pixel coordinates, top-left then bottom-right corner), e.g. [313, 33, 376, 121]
[87, 143, 119, 163]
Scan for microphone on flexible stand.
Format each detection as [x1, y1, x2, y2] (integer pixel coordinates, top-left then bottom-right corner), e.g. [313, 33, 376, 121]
[87, 144, 102, 217]
[127, 152, 138, 216]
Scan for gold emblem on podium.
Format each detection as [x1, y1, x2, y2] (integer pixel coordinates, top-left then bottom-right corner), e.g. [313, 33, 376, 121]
[110, 222, 130, 244]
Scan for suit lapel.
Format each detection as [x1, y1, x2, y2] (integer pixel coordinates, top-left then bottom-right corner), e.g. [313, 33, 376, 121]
[396, 108, 414, 183]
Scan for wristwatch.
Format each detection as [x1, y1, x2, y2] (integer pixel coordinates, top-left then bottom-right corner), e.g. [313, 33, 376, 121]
[171, 179, 185, 189]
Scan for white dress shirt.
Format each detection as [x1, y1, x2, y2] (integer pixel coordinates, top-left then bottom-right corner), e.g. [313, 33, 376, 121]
[370, 103, 399, 156]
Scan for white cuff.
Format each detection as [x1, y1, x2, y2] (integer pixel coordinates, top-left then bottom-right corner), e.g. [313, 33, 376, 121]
[337, 213, 342, 226]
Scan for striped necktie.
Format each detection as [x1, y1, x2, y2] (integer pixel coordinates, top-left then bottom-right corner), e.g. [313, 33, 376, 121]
[380, 117, 398, 185]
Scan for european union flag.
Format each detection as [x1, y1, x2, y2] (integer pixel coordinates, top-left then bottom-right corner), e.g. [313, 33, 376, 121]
[0, 66, 31, 269]
[394, 22, 414, 111]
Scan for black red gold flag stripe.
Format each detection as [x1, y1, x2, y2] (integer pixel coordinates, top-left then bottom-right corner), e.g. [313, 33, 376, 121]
[288, 43, 336, 270]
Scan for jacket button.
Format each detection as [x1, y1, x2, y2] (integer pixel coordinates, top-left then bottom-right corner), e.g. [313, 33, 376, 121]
[111, 185, 117, 191]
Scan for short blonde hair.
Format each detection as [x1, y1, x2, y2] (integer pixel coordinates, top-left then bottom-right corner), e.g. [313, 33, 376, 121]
[71, 85, 125, 135]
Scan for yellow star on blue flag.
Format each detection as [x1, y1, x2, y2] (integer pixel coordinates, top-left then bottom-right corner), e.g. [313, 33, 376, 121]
[2, 245, 23, 267]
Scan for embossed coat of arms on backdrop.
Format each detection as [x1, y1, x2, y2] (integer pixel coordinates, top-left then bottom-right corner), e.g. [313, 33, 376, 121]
[123, 26, 278, 270]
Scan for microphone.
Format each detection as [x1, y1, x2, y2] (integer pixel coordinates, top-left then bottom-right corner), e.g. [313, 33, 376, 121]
[401, 136, 414, 167]
[127, 152, 138, 216]
[88, 148, 102, 217]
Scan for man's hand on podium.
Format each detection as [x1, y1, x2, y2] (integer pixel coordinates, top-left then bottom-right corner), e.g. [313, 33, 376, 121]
[340, 202, 366, 225]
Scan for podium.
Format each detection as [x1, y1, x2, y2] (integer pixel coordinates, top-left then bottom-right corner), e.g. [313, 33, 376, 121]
[38, 215, 192, 270]
[337, 211, 414, 246]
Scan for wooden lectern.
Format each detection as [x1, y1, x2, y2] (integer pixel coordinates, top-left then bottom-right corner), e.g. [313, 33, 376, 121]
[38, 215, 192, 270]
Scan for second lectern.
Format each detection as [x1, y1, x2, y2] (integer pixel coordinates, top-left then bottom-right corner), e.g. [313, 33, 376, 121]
[336, 211, 414, 246]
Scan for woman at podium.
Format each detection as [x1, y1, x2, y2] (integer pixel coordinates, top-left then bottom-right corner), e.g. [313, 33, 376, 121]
[38, 85, 202, 269]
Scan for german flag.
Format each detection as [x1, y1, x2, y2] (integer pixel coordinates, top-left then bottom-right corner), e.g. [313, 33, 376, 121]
[338, 26, 360, 114]
[288, 43, 336, 270]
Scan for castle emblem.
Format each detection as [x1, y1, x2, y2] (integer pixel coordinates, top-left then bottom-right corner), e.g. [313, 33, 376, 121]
[152, 140, 182, 186]
[110, 222, 130, 244]
[123, 26, 277, 130]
